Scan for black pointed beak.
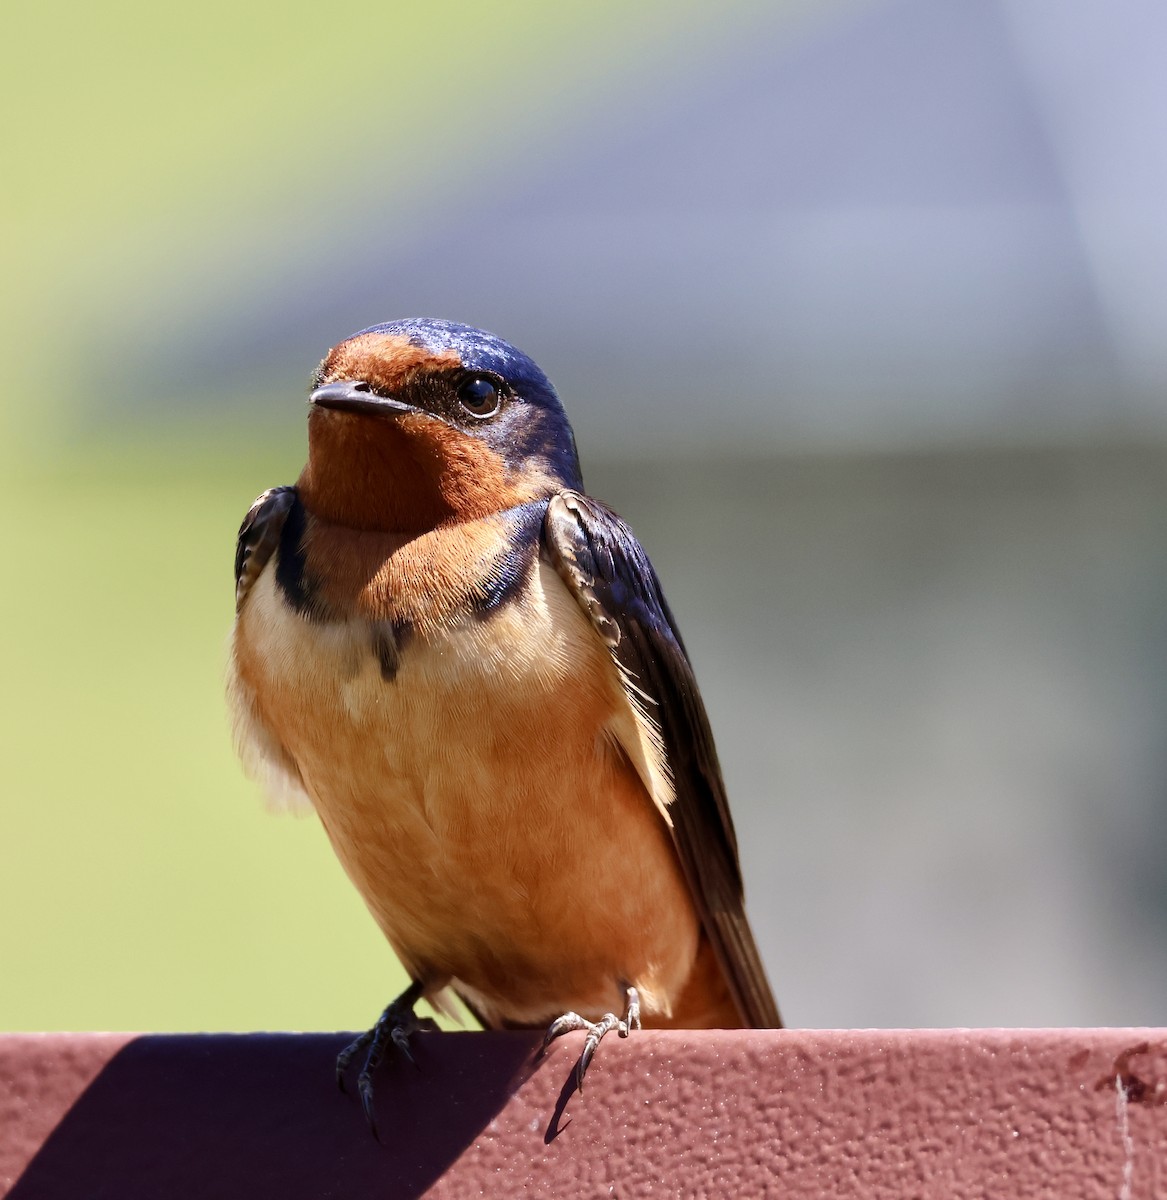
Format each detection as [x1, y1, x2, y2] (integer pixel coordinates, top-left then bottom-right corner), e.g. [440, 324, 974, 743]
[309, 380, 414, 417]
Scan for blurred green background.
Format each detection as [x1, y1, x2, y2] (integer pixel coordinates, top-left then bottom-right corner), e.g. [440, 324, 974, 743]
[0, 0, 764, 1031]
[4, 0, 1167, 1032]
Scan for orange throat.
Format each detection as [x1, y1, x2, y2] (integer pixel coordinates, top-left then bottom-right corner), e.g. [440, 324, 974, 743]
[299, 408, 548, 533]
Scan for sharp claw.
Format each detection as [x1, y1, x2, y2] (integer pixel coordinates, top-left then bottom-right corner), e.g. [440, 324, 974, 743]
[392, 1027, 416, 1067]
[336, 980, 431, 1136]
[541, 1011, 585, 1054]
[359, 1075, 381, 1142]
[577, 1035, 598, 1088]
[336, 1029, 373, 1093]
[544, 987, 640, 1089]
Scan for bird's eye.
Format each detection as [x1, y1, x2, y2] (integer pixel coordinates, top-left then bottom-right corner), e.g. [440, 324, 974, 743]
[458, 376, 502, 418]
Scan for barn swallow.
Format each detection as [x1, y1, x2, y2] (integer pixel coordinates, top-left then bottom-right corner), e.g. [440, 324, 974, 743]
[228, 318, 780, 1132]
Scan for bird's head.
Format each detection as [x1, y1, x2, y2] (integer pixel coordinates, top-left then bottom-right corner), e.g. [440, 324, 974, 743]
[299, 319, 582, 531]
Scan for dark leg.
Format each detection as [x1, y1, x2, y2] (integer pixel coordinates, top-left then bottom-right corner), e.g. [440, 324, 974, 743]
[540, 985, 641, 1090]
[336, 980, 438, 1138]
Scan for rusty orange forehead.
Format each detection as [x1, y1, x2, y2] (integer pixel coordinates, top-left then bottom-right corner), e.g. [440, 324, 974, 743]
[317, 332, 462, 394]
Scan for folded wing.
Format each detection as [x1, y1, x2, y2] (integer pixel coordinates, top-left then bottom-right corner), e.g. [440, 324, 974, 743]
[544, 491, 782, 1029]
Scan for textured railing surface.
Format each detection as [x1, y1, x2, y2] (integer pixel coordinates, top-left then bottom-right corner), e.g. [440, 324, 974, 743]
[2, 1028, 1165, 1197]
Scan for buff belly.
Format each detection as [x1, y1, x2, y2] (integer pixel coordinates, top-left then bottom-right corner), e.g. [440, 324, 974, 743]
[230, 559, 700, 1026]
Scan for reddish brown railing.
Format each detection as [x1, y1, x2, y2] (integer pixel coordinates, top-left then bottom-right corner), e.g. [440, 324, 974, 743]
[2, 1029, 1165, 1197]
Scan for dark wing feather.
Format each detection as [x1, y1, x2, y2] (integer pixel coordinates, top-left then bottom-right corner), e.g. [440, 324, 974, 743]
[235, 486, 296, 610]
[544, 491, 782, 1029]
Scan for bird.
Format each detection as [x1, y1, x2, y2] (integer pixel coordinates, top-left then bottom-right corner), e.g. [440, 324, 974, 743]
[228, 318, 780, 1130]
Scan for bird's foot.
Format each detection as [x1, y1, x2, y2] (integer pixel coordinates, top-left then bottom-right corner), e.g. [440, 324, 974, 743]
[336, 980, 438, 1139]
[540, 985, 641, 1090]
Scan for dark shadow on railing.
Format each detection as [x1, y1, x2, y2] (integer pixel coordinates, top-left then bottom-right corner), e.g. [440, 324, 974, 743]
[8, 1031, 540, 1200]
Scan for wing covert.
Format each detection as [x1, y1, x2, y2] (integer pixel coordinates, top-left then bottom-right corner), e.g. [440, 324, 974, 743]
[235, 486, 296, 610]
